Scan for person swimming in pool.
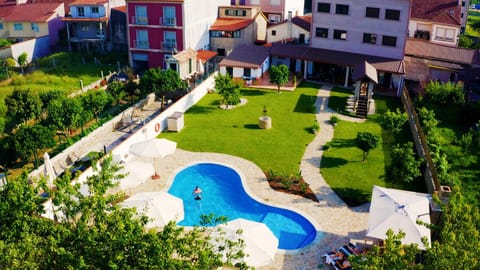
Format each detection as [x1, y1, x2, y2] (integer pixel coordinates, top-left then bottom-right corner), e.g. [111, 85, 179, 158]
[192, 186, 202, 200]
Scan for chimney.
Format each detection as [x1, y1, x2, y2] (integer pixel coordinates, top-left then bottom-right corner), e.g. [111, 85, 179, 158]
[287, 11, 293, 39]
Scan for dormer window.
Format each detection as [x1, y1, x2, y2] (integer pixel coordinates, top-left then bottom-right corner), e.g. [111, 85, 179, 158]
[91, 7, 99, 14]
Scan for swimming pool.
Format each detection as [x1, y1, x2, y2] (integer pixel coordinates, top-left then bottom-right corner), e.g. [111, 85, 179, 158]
[168, 163, 317, 250]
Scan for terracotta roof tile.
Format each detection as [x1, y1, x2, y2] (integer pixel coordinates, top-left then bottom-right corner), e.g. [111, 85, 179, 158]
[196, 50, 217, 62]
[219, 45, 270, 68]
[210, 18, 253, 31]
[3, 3, 63, 22]
[405, 39, 479, 64]
[70, 0, 106, 5]
[0, 5, 14, 17]
[112, 5, 126, 13]
[0, 0, 15, 7]
[292, 15, 311, 32]
[411, 0, 461, 26]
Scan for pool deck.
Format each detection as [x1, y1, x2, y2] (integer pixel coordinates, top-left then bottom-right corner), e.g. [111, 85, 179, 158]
[119, 84, 370, 270]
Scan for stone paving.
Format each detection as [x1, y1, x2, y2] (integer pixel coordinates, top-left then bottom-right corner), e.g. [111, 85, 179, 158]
[119, 84, 371, 270]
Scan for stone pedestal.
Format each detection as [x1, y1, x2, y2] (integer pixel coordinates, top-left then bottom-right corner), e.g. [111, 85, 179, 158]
[259, 116, 272, 129]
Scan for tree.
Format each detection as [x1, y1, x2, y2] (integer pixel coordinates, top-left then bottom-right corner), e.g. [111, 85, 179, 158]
[0, 156, 248, 269]
[81, 90, 111, 123]
[47, 96, 84, 139]
[5, 88, 42, 124]
[124, 80, 139, 103]
[390, 142, 422, 185]
[425, 81, 465, 106]
[422, 186, 480, 270]
[16, 52, 28, 74]
[458, 34, 474, 48]
[351, 229, 423, 270]
[356, 131, 380, 161]
[14, 124, 55, 167]
[107, 81, 126, 104]
[39, 89, 65, 117]
[215, 73, 241, 107]
[269, 64, 289, 93]
[139, 68, 185, 99]
[381, 108, 408, 134]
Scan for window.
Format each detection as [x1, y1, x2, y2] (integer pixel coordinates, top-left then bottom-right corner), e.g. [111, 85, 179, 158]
[335, 4, 349, 15]
[164, 31, 176, 50]
[462, 1, 466, 7]
[31, 23, 39, 32]
[382, 35, 397, 46]
[435, 27, 455, 41]
[91, 6, 99, 14]
[81, 24, 88, 31]
[334, 29, 347, 40]
[77, 7, 85, 17]
[365, 7, 379, 18]
[270, 0, 280, 5]
[225, 9, 246, 16]
[271, 30, 277, 36]
[363, 33, 377, 44]
[385, 9, 400, 20]
[0, 23, 3, 30]
[14, 23, 23, 31]
[135, 6, 147, 24]
[269, 14, 281, 23]
[136, 30, 149, 48]
[250, 0, 259, 4]
[163, 6, 176, 25]
[317, 2, 330, 13]
[315, 27, 328, 38]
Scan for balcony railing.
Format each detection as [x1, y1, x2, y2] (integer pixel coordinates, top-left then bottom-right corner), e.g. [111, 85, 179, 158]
[132, 16, 148, 25]
[161, 41, 177, 51]
[134, 40, 149, 49]
[160, 17, 176, 26]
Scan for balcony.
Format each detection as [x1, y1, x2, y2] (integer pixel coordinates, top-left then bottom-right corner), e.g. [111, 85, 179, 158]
[134, 40, 149, 49]
[132, 16, 148, 25]
[162, 41, 177, 51]
[160, 17, 176, 27]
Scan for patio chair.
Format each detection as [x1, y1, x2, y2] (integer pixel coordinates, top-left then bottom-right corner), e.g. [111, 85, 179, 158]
[347, 242, 363, 255]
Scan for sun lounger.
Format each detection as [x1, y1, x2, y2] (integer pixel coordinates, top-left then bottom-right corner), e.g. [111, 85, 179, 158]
[337, 246, 352, 258]
[335, 259, 352, 270]
[347, 242, 363, 255]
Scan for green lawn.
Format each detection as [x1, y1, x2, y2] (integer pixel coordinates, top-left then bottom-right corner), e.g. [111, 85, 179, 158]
[320, 93, 423, 206]
[327, 86, 354, 115]
[0, 52, 126, 103]
[159, 82, 319, 173]
[466, 10, 480, 38]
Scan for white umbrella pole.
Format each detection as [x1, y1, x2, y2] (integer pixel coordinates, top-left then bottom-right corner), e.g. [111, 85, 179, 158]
[152, 157, 160, 179]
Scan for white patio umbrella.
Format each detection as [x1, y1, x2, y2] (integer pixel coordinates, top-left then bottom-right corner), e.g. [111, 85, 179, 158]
[212, 218, 278, 268]
[43, 152, 56, 187]
[129, 138, 177, 179]
[117, 159, 155, 189]
[367, 185, 431, 250]
[197, 60, 204, 74]
[121, 191, 184, 228]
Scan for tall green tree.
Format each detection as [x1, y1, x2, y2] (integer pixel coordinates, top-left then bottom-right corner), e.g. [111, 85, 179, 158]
[107, 81, 126, 104]
[381, 108, 408, 135]
[5, 88, 42, 124]
[47, 96, 84, 139]
[215, 73, 241, 107]
[16, 52, 28, 74]
[390, 142, 422, 185]
[356, 131, 380, 162]
[269, 64, 290, 93]
[81, 90, 111, 123]
[425, 81, 465, 106]
[139, 68, 185, 99]
[351, 229, 423, 270]
[14, 123, 55, 167]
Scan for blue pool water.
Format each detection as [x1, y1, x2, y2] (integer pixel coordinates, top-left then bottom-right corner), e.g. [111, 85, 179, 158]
[168, 163, 317, 250]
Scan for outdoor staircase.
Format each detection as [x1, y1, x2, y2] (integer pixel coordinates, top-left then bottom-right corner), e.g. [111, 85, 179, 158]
[356, 96, 369, 118]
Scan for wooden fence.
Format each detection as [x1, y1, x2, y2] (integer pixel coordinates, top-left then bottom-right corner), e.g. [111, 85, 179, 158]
[400, 86, 441, 194]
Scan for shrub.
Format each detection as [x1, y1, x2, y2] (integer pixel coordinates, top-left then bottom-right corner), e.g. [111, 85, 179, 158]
[330, 114, 339, 125]
[299, 182, 310, 193]
[281, 178, 293, 190]
[310, 122, 320, 134]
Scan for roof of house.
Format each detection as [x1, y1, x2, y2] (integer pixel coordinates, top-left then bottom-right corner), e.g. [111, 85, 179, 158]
[410, 0, 461, 26]
[62, 16, 109, 22]
[405, 39, 479, 65]
[173, 48, 196, 62]
[0, 5, 14, 17]
[353, 61, 379, 83]
[269, 43, 405, 74]
[219, 45, 270, 69]
[267, 15, 311, 32]
[112, 5, 126, 13]
[210, 18, 254, 31]
[70, 0, 106, 5]
[3, 3, 63, 22]
[0, 0, 15, 7]
[196, 50, 217, 62]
